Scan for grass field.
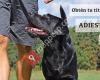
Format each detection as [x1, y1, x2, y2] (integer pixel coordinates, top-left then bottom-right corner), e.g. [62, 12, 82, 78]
[10, 70, 100, 80]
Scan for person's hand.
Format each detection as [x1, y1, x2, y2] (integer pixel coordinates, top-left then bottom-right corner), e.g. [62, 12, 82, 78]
[44, 0, 53, 4]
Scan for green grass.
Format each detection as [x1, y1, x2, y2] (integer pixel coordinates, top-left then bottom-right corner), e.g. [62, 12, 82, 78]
[78, 70, 100, 80]
[10, 70, 100, 80]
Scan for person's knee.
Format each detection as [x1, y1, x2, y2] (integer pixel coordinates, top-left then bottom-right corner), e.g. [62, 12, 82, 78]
[17, 44, 32, 53]
[24, 46, 32, 53]
[16, 44, 32, 59]
[0, 35, 9, 51]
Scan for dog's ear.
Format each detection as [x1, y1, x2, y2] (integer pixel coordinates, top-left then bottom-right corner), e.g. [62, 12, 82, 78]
[60, 5, 66, 19]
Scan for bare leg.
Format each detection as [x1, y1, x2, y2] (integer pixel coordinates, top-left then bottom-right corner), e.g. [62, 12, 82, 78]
[0, 35, 10, 80]
[16, 44, 33, 80]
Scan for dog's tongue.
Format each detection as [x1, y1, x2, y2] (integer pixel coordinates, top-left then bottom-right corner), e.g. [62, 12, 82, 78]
[25, 27, 48, 35]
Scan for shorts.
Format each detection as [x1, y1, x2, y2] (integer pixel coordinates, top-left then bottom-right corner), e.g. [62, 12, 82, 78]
[0, 0, 38, 46]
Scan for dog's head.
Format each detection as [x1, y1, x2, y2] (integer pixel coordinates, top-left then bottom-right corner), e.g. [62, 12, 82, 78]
[27, 6, 69, 36]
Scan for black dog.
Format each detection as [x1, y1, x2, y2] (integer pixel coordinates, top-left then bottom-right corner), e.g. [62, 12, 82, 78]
[26, 6, 78, 80]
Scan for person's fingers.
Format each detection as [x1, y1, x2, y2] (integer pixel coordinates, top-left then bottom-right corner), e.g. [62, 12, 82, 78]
[25, 27, 48, 35]
[25, 27, 43, 32]
[31, 28, 43, 32]
[44, 0, 53, 4]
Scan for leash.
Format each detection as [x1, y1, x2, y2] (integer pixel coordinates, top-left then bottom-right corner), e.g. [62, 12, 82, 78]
[18, 0, 39, 28]
[18, 0, 34, 25]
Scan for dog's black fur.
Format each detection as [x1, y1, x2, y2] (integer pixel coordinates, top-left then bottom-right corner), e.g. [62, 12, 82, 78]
[27, 6, 78, 80]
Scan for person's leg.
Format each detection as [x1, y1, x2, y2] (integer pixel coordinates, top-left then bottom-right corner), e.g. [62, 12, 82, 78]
[0, 35, 10, 80]
[16, 44, 32, 80]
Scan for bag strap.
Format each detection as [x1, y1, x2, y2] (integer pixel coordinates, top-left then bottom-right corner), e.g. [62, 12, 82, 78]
[19, 0, 65, 29]
[18, 0, 35, 26]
